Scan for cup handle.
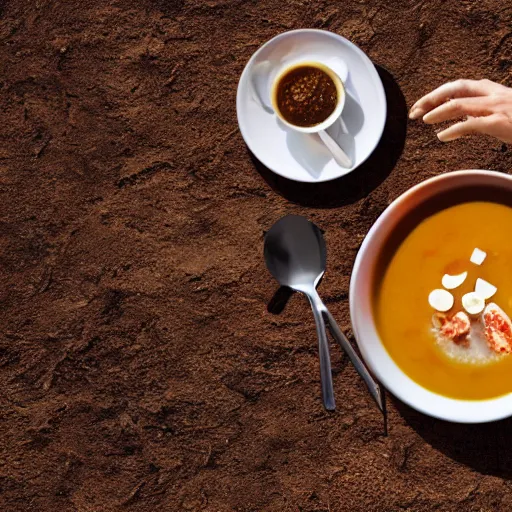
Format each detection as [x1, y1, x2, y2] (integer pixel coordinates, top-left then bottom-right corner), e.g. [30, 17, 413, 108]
[250, 61, 274, 114]
[318, 129, 352, 168]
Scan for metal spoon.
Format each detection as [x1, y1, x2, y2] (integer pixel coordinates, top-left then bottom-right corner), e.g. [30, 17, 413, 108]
[264, 214, 384, 412]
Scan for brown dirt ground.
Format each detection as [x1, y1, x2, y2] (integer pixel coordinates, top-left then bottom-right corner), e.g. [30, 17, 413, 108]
[1, 1, 512, 511]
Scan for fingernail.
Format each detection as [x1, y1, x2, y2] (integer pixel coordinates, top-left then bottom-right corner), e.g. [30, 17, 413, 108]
[409, 108, 421, 120]
[437, 131, 452, 142]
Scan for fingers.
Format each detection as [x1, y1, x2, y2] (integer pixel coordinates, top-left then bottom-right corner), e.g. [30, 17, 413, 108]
[422, 96, 497, 124]
[437, 114, 502, 142]
[409, 79, 496, 119]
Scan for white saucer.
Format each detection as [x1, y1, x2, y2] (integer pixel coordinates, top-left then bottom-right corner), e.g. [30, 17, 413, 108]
[236, 29, 387, 183]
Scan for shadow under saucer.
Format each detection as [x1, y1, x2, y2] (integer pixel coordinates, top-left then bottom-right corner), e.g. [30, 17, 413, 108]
[250, 65, 408, 208]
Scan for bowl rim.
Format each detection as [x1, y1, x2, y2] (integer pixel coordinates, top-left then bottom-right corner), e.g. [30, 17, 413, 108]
[349, 169, 512, 423]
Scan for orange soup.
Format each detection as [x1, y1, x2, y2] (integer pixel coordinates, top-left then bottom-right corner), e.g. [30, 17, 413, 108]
[375, 201, 512, 400]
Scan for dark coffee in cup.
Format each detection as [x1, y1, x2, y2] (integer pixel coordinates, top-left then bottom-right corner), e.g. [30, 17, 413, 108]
[273, 63, 339, 127]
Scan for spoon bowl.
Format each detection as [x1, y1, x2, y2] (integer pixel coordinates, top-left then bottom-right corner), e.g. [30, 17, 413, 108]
[264, 215, 326, 290]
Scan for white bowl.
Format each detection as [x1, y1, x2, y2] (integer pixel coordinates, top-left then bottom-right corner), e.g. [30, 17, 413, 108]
[350, 170, 512, 423]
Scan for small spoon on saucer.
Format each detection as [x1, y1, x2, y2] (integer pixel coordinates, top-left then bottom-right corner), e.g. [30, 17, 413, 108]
[264, 214, 384, 412]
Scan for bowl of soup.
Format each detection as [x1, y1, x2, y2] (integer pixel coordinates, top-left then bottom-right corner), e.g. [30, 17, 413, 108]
[350, 170, 512, 423]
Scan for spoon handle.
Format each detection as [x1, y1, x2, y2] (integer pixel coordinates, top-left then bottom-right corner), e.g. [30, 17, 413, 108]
[307, 295, 336, 411]
[323, 308, 384, 413]
[318, 129, 352, 168]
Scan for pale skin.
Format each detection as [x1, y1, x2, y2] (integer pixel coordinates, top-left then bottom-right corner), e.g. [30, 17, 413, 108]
[409, 79, 512, 144]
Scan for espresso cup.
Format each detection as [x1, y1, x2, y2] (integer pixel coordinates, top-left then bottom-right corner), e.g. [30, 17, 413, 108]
[270, 61, 346, 134]
[252, 59, 351, 168]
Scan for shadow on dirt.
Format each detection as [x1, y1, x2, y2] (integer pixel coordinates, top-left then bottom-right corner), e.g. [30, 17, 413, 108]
[394, 397, 512, 478]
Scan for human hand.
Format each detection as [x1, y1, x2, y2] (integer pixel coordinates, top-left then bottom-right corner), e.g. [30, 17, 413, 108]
[409, 79, 512, 144]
